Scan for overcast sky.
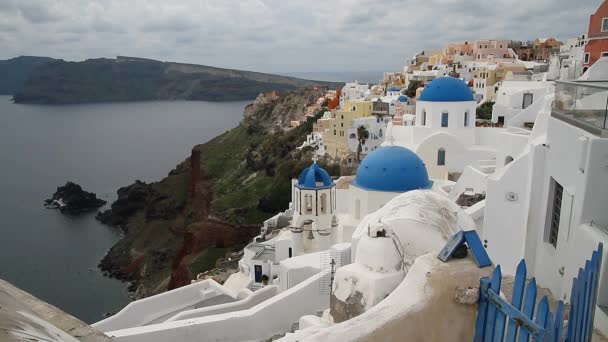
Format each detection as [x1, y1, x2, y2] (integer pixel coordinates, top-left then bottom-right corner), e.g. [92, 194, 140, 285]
[0, 0, 601, 73]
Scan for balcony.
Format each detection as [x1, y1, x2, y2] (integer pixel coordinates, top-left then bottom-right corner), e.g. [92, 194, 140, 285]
[552, 80, 608, 137]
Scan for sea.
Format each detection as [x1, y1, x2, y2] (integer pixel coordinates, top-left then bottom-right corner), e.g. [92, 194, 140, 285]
[0, 96, 248, 323]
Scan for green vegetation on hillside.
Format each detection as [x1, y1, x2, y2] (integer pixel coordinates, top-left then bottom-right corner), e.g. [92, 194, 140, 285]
[97, 87, 341, 297]
[200, 110, 339, 224]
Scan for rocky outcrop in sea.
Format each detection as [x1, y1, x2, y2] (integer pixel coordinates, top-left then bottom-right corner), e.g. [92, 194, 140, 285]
[44, 182, 107, 214]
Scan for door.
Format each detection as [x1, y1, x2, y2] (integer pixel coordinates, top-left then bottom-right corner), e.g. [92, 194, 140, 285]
[254, 265, 263, 283]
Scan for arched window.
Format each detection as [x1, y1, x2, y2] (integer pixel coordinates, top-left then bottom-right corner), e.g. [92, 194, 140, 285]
[505, 156, 514, 165]
[379, 129, 383, 138]
[437, 148, 446, 166]
[320, 193, 327, 214]
[441, 111, 449, 127]
[421, 110, 427, 126]
[464, 111, 469, 127]
[305, 194, 313, 214]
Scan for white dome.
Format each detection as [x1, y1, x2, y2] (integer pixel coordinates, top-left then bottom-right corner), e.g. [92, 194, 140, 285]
[351, 190, 474, 263]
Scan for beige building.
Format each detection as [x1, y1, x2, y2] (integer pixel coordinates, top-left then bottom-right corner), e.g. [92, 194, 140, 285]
[495, 62, 527, 82]
[473, 65, 498, 101]
[473, 40, 514, 61]
[323, 101, 373, 160]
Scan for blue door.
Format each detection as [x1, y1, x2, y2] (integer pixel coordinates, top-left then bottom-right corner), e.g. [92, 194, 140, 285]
[254, 265, 262, 283]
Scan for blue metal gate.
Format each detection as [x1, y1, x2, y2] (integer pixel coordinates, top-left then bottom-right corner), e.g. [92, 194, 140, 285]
[474, 243, 603, 342]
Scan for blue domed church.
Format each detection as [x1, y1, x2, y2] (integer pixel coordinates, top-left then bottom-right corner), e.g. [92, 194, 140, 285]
[287, 147, 433, 255]
[385, 76, 496, 181]
[349, 145, 432, 221]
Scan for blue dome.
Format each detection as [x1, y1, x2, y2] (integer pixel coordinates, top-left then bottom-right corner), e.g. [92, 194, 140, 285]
[398, 95, 408, 102]
[353, 146, 431, 192]
[419, 77, 474, 102]
[297, 162, 334, 189]
[387, 86, 399, 92]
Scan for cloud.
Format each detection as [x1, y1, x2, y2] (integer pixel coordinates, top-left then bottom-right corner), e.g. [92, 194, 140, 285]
[0, 0, 601, 72]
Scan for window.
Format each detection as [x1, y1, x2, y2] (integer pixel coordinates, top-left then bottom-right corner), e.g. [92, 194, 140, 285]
[547, 179, 563, 248]
[305, 194, 313, 214]
[288, 248, 292, 258]
[421, 110, 427, 126]
[464, 111, 469, 127]
[379, 129, 383, 138]
[522, 92, 533, 109]
[584, 53, 590, 64]
[602, 52, 608, 58]
[602, 18, 608, 32]
[341, 115, 344, 119]
[441, 112, 449, 127]
[334, 129, 336, 135]
[320, 193, 327, 214]
[437, 148, 446, 166]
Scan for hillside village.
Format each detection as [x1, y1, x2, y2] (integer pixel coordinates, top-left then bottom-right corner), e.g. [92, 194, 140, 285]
[3, 1, 608, 342]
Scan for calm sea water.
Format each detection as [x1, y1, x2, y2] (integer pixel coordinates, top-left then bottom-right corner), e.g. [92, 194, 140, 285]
[0, 96, 247, 323]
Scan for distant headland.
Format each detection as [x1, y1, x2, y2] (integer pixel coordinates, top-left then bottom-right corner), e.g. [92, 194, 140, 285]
[0, 55, 343, 104]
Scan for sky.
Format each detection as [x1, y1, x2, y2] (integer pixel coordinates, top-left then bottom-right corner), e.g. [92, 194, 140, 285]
[0, 0, 602, 73]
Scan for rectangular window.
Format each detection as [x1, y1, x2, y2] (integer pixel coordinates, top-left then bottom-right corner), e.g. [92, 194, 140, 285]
[602, 52, 608, 58]
[584, 53, 590, 64]
[464, 112, 469, 127]
[522, 92, 533, 109]
[437, 149, 446, 166]
[603, 18, 608, 32]
[547, 179, 563, 248]
[441, 112, 449, 127]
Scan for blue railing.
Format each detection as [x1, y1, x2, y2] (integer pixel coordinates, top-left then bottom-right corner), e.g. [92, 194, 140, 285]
[475, 243, 603, 341]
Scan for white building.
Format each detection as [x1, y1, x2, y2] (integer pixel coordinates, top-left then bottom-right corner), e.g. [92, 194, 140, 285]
[492, 79, 550, 125]
[388, 76, 502, 180]
[299, 131, 326, 156]
[346, 116, 390, 156]
[477, 78, 608, 332]
[340, 81, 369, 107]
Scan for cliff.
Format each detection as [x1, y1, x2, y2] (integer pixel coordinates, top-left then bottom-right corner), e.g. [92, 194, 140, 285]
[0, 56, 55, 95]
[96, 87, 340, 298]
[11, 56, 343, 104]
